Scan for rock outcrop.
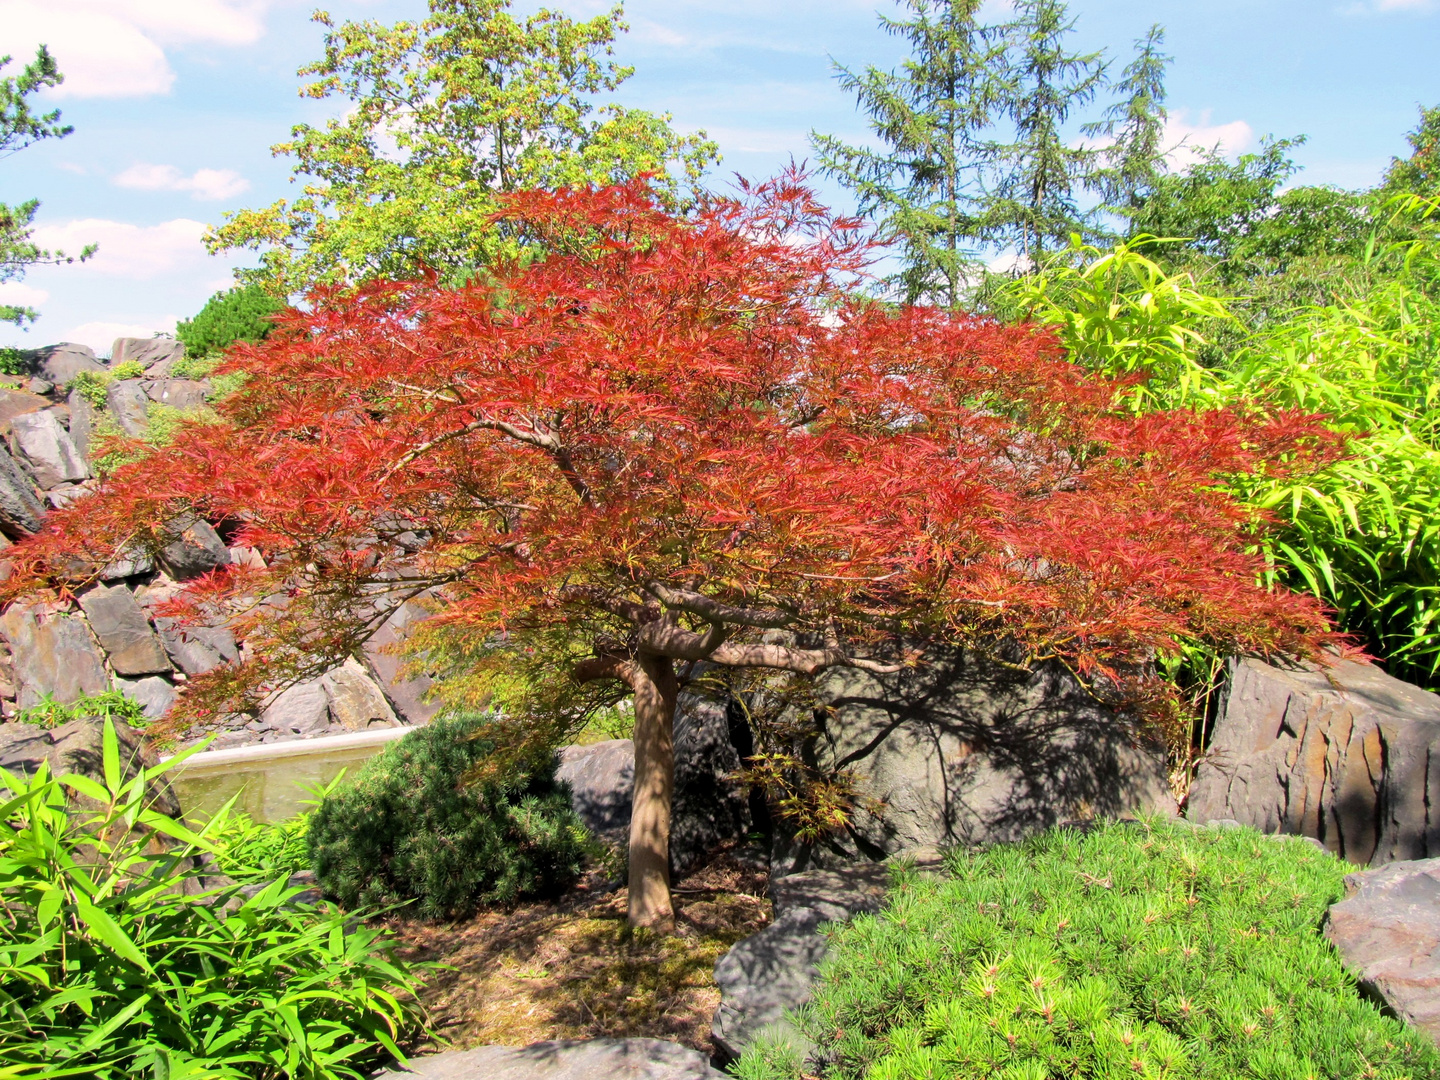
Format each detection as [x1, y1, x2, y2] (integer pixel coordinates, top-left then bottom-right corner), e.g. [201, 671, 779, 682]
[0, 336, 439, 747]
[1325, 857, 1440, 1045]
[371, 1039, 727, 1080]
[1188, 657, 1440, 865]
[711, 863, 891, 1061]
[556, 693, 751, 875]
[766, 650, 1176, 876]
[0, 715, 181, 816]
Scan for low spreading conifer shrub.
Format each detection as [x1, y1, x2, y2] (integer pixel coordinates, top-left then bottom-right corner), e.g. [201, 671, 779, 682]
[307, 714, 588, 919]
[175, 282, 284, 360]
[735, 820, 1440, 1080]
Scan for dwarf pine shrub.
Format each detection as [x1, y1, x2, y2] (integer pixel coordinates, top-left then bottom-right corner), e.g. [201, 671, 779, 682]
[307, 714, 588, 919]
[175, 282, 283, 360]
[736, 820, 1440, 1080]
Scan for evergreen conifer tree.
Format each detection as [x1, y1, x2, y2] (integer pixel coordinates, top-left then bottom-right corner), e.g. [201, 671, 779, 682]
[1082, 25, 1170, 220]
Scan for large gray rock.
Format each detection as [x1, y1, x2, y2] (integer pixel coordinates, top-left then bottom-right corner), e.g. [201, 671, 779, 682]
[1325, 858, 1440, 1045]
[9, 410, 87, 488]
[261, 680, 331, 736]
[0, 715, 180, 816]
[0, 444, 45, 538]
[115, 675, 177, 721]
[105, 379, 149, 437]
[154, 617, 236, 674]
[768, 651, 1175, 876]
[371, 1039, 726, 1080]
[78, 584, 170, 675]
[111, 337, 184, 369]
[320, 658, 398, 729]
[66, 388, 95, 463]
[712, 863, 891, 1061]
[1188, 657, 1440, 866]
[0, 604, 110, 709]
[555, 693, 751, 875]
[25, 343, 104, 385]
[158, 516, 230, 580]
[145, 379, 209, 410]
[363, 597, 439, 725]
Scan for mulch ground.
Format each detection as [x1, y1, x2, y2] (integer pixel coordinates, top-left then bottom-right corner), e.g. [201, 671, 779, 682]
[388, 845, 772, 1056]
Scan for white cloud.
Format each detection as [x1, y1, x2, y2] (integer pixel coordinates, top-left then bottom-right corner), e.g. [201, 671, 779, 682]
[54, 320, 179, 357]
[1161, 111, 1254, 169]
[0, 0, 271, 99]
[0, 282, 50, 308]
[114, 163, 250, 201]
[31, 218, 210, 279]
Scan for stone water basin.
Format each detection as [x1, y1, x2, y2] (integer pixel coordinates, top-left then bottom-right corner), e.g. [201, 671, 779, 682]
[165, 727, 412, 823]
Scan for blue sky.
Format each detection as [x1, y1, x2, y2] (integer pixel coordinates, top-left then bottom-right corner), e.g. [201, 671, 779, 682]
[1, 0, 1436, 355]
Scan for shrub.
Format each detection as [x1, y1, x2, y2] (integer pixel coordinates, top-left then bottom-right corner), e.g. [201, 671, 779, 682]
[307, 714, 588, 919]
[175, 283, 284, 360]
[16, 688, 149, 729]
[0, 722, 428, 1080]
[736, 820, 1440, 1080]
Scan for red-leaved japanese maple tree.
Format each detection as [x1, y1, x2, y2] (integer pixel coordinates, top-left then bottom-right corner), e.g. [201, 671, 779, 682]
[4, 176, 1340, 928]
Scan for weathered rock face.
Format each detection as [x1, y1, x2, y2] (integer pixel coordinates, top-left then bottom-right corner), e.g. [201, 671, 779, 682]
[9, 410, 87, 488]
[712, 863, 890, 1061]
[555, 693, 752, 875]
[25, 343, 105, 386]
[0, 605, 110, 709]
[769, 651, 1175, 876]
[112, 337, 184, 369]
[1188, 658, 1440, 866]
[321, 658, 399, 729]
[261, 681, 332, 737]
[145, 379, 209, 410]
[106, 379, 150, 437]
[78, 585, 171, 676]
[370, 1038, 727, 1080]
[154, 617, 237, 675]
[0, 716, 181, 817]
[0, 444, 46, 538]
[116, 675, 177, 720]
[362, 597, 440, 725]
[0, 388, 49, 434]
[65, 388, 95, 462]
[1325, 858, 1440, 1045]
[158, 516, 230, 580]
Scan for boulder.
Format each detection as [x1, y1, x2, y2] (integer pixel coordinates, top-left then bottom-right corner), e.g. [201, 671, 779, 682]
[260, 680, 331, 736]
[370, 1039, 727, 1080]
[111, 337, 184, 369]
[0, 444, 46, 538]
[154, 617, 236, 675]
[320, 658, 399, 729]
[712, 863, 891, 1061]
[144, 379, 209, 410]
[9, 410, 87, 487]
[0, 604, 110, 709]
[0, 388, 49, 434]
[767, 650, 1175, 876]
[66, 388, 95, 462]
[0, 715, 181, 817]
[1325, 858, 1440, 1045]
[105, 379, 149, 437]
[77, 584, 171, 675]
[555, 693, 752, 875]
[158, 516, 230, 580]
[115, 675, 177, 721]
[363, 597, 439, 725]
[1188, 657, 1440, 866]
[25, 343, 104, 386]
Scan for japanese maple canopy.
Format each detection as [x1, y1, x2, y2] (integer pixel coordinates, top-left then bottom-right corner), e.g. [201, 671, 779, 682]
[6, 175, 1341, 726]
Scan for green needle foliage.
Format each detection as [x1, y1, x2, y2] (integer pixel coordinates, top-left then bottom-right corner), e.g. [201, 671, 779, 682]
[307, 714, 588, 920]
[0, 723, 428, 1080]
[0, 46, 94, 327]
[736, 820, 1437, 1080]
[175, 283, 286, 362]
[210, 0, 717, 292]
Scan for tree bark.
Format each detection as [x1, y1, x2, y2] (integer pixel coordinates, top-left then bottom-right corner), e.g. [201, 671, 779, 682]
[628, 652, 678, 930]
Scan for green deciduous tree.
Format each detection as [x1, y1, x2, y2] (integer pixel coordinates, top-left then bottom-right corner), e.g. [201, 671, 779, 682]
[0, 46, 93, 327]
[210, 0, 718, 292]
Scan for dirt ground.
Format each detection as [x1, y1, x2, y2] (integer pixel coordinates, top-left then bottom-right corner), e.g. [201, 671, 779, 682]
[389, 845, 772, 1056]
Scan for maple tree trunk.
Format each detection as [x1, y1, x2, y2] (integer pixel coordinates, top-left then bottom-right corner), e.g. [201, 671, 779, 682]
[627, 652, 678, 930]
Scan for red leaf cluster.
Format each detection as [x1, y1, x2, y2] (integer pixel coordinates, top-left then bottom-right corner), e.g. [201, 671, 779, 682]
[2, 175, 1344, 725]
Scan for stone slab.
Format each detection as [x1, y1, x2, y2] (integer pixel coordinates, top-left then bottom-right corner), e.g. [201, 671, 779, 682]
[0, 605, 110, 709]
[9, 410, 87, 488]
[78, 584, 171, 675]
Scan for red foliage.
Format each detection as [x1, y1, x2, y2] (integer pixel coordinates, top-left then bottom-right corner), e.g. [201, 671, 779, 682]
[3, 175, 1343, 726]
